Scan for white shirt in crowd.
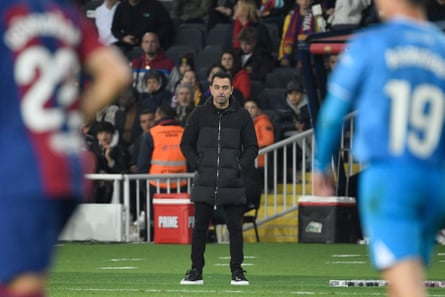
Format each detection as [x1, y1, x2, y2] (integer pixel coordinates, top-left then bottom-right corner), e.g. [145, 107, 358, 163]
[95, 0, 120, 45]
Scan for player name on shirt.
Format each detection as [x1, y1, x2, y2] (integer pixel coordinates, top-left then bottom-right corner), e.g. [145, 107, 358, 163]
[4, 11, 80, 50]
[385, 46, 445, 78]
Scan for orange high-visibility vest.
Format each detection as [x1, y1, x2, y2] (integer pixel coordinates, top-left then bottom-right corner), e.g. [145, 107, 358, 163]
[149, 124, 187, 188]
[254, 114, 275, 168]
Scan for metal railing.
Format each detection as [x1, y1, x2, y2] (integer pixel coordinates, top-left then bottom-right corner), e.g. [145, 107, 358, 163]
[83, 113, 357, 242]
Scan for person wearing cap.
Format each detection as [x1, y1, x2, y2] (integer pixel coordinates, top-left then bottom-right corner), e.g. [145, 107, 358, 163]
[276, 80, 311, 138]
[275, 80, 312, 167]
[166, 53, 195, 93]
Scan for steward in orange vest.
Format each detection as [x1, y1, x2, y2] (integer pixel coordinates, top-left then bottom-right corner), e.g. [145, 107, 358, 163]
[137, 105, 187, 188]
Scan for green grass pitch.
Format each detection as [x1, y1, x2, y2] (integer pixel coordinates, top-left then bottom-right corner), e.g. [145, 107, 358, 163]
[49, 242, 445, 297]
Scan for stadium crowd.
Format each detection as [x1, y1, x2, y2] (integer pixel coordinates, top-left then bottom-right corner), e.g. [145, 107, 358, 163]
[74, 0, 444, 205]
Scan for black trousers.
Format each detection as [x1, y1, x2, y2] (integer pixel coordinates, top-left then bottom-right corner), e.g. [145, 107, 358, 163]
[191, 202, 245, 273]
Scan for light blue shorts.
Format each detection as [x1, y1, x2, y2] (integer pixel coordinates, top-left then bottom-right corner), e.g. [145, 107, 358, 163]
[359, 160, 445, 270]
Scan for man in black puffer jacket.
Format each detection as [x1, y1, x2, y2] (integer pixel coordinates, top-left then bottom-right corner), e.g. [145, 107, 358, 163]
[180, 71, 258, 286]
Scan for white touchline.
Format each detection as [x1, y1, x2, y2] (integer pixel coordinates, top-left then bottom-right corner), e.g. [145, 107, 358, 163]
[98, 266, 138, 270]
[107, 258, 144, 262]
[327, 261, 367, 264]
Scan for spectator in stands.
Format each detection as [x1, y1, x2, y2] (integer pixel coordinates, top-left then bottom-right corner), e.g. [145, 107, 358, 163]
[111, 0, 174, 56]
[259, 0, 294, 33]
[235, 27, 276, 82]
[324, 53, 338, 73]
[223, 0, 273, 53]
[129, 109, 155, 173]
[328, 0, 372, 30]
[276, 80, 311, 139]
[178, 69, 203, 106]
[279, 0, 317, 67]
[173, 0, 213, 24]
[207, 0, 236, 29]
[139, 70, 173, 112]
[89, 121, 131, 203]
[166, 53, 195, 93]
[128, 108, 155, 225]
[174, 83, 196, 127]
[131, 32, 175, 93]
[219, 49, 251, 101]
[276, 80, 312, 168]
[427, 0, 445, 21]
[95, 0, 120, 45]
[243, 99, 275, 168]
[114, 87, 142, 149]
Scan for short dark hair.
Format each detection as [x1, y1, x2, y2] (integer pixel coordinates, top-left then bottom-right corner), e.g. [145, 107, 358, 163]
[243, 98, 262, 109]
[96, 121, 115, 134]
[156, 105, 176, 119]
[139, 108, 155, 115]
[210, 71, 233, 85]
[237, 27, 258, 44]
[143, 70, 162, 83]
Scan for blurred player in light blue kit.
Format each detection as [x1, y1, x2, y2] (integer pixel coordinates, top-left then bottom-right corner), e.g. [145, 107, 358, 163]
[0, 0, 131, 296]
[313, 0, 445, 296]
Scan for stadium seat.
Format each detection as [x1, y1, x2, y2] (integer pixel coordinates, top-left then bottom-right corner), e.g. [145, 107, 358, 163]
[205, 24, 230, 48]
[178, 22, 207, 36]
[173, 27, 204, 52]
[265, 67, 301, 89]
[197, 67, 209, 81]
[264, 22, 281, 54]
[165, 45, 196, 66]
[258, 88, 286, 110]
[195, 45, 222, 71]
[250, 80, 265, 101]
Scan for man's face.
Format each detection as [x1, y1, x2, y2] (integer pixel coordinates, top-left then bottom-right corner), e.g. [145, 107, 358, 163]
[240, 41, 255, 54]
[146, 78, 160, 93]
[97, 131, 113, 147]
[139, 113, 155, 133]
[177, 87, 193, 106]
[287, 90, 303, 106]
[210, 77, 233, 109]
[141, 33, 159, 56]
[118, 89, 135, 108]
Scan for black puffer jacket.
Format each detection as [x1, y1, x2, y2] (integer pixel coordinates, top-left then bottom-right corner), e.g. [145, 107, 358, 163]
[180, 97, 258, 206]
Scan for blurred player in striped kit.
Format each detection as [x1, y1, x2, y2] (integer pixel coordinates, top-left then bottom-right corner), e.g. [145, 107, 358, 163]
[0, 0, 131, 296]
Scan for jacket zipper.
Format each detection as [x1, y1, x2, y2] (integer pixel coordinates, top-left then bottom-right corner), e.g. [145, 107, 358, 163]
[214, 112, 222, 210]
